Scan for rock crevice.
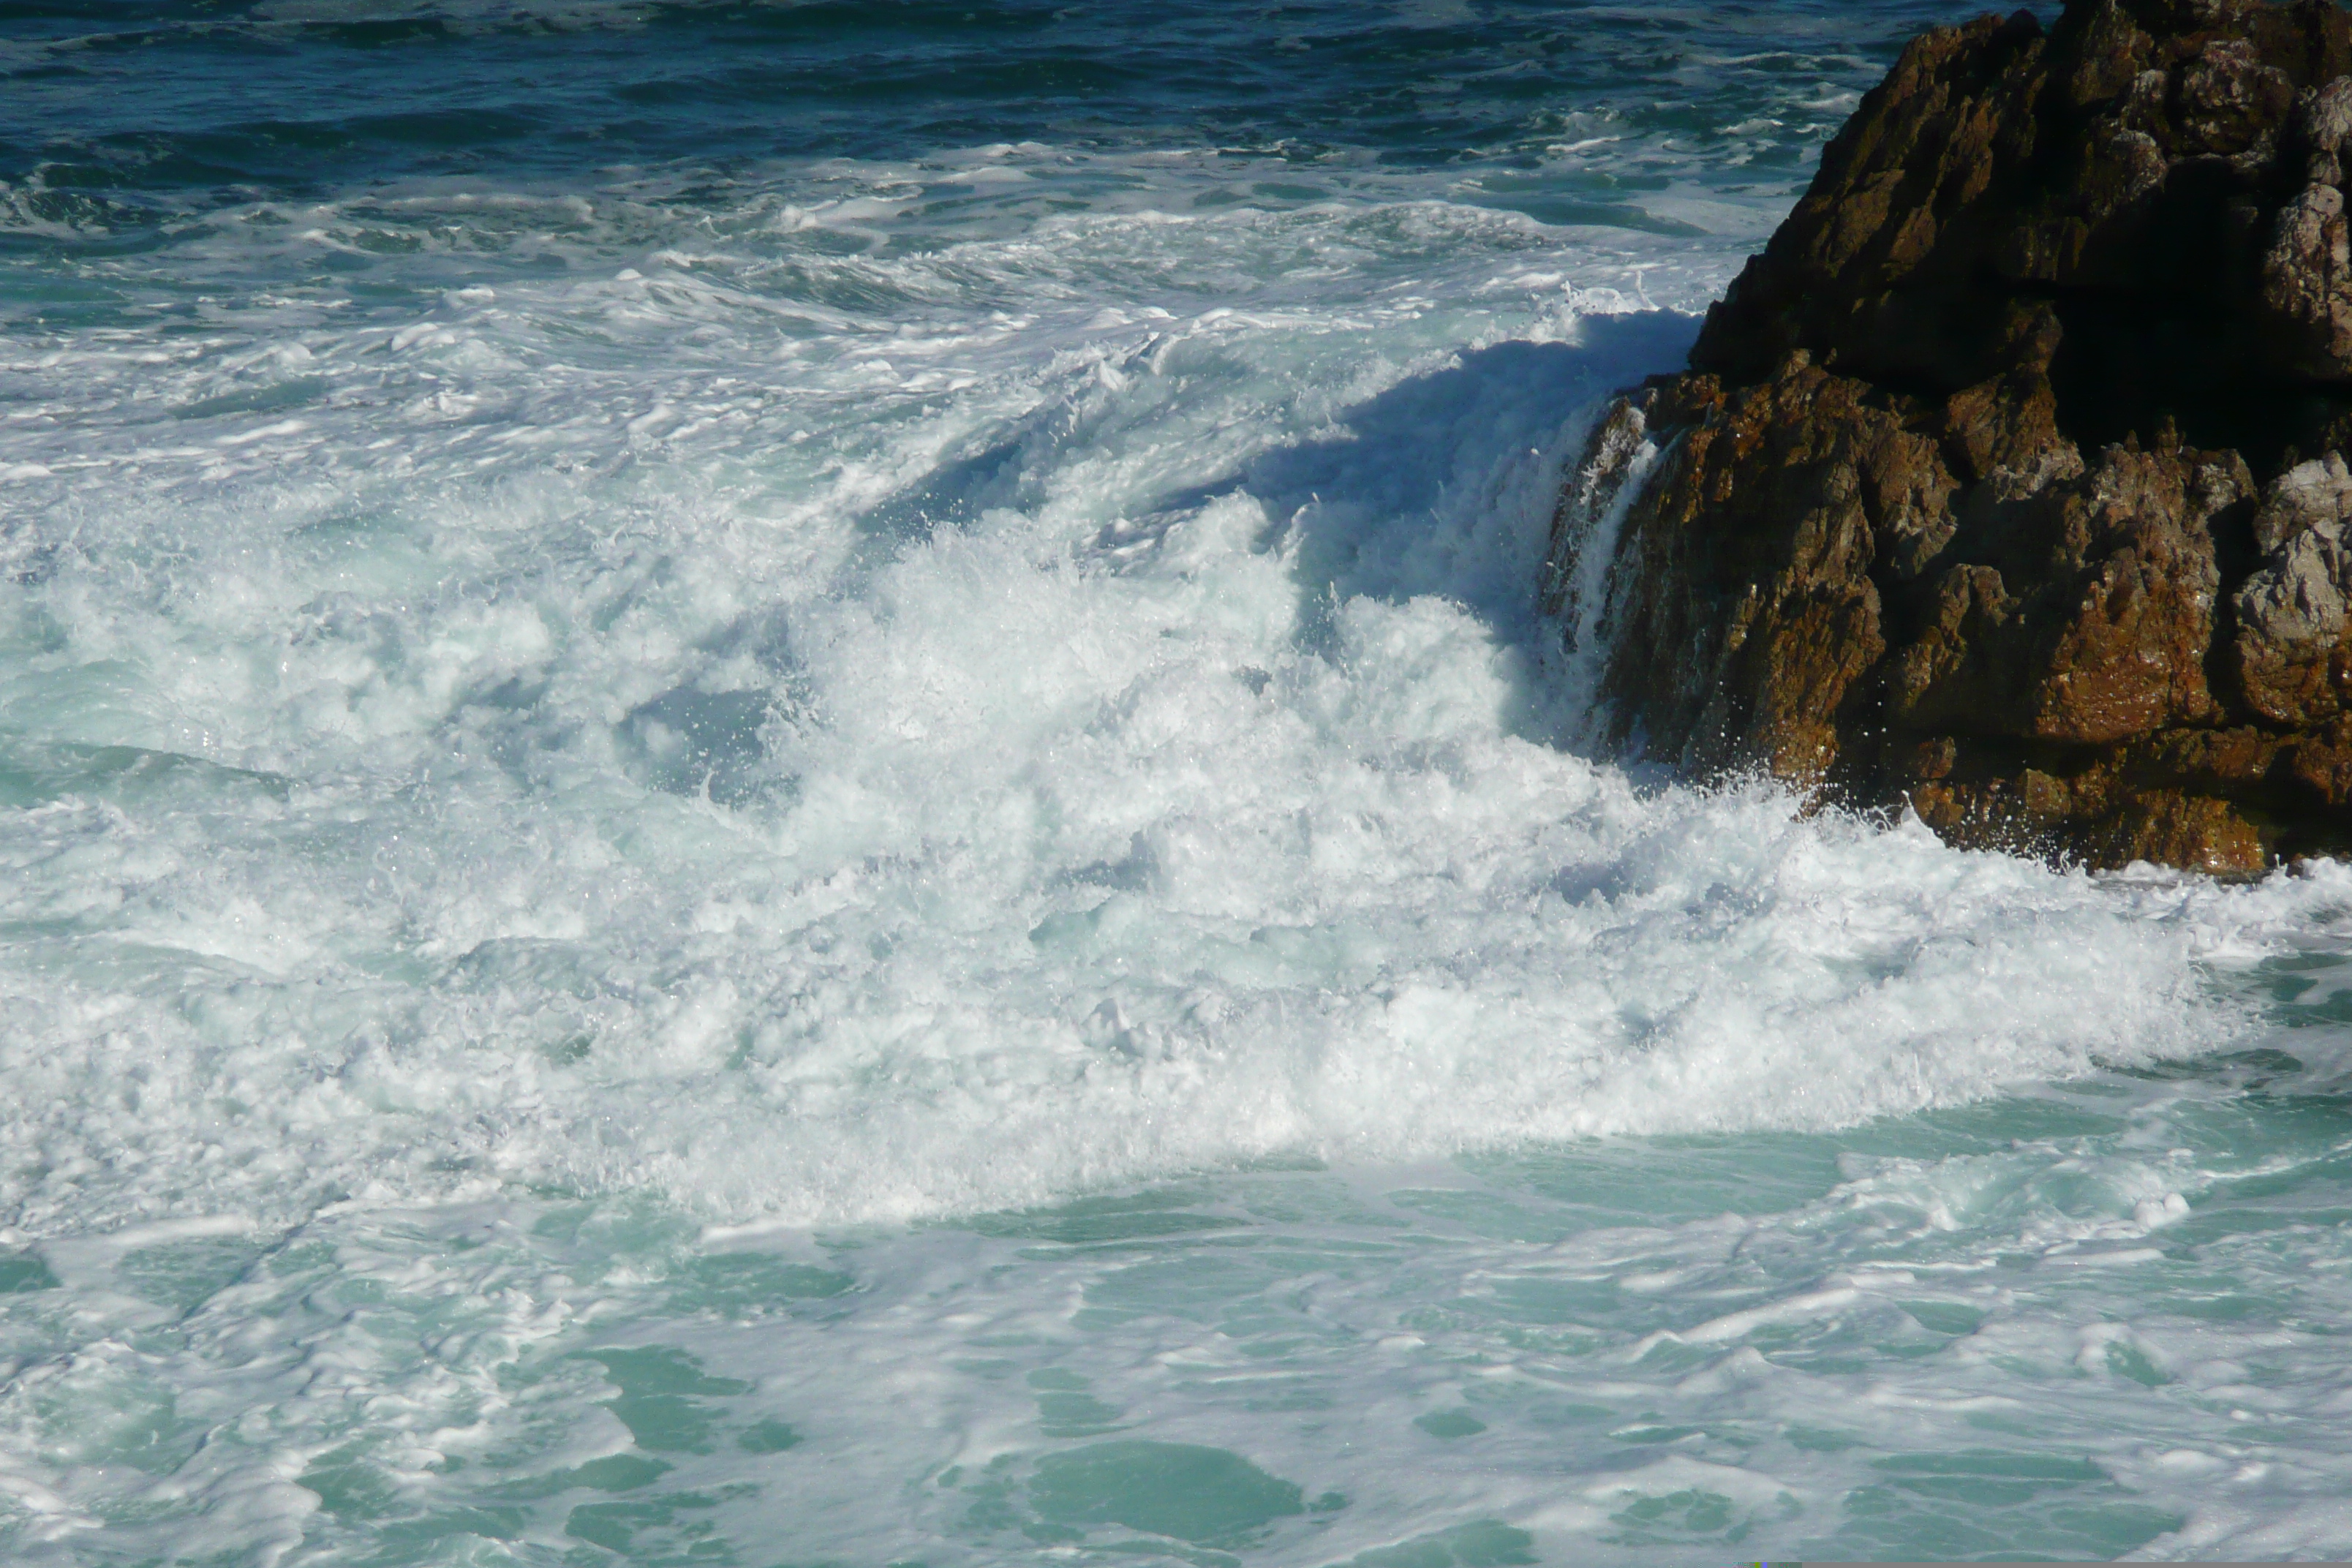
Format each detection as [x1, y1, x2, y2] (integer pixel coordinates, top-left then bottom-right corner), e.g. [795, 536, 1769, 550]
[1551, 0, 2352, 871]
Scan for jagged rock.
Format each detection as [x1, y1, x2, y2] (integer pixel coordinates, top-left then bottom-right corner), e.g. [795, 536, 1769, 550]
[2234, 451, 2352, 723]
[1549, 0, 2352, 872]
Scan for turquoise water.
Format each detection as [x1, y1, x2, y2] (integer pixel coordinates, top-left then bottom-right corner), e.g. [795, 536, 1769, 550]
[5, 1, 2352, 1561]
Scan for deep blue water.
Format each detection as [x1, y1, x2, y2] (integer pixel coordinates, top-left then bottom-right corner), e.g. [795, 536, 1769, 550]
[4, 1, 1983, 184]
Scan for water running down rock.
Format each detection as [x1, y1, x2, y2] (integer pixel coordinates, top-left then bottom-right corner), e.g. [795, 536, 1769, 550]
[1550, 0, 2352, 872]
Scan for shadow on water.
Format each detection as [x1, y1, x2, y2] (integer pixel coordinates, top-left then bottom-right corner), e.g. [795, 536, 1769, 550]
[614, 603, 809, 807]
[627, 311, 1703, 815]
[856, 429, 1037, 549]
[1186, 309, 1695, 742]
[1237, 314, 1695, 618]
[853, 310, 1700, 755]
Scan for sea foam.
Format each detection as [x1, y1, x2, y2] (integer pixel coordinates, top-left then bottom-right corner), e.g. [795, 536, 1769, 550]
[0, 186, 2311, 1240]
[3, 13, 2349, 1556]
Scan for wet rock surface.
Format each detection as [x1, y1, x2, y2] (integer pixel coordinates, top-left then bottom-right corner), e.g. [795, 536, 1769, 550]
[1550, 0, 2352, 871]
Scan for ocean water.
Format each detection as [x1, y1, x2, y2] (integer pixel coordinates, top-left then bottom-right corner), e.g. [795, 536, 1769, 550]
[6, 1, 2352, 1562]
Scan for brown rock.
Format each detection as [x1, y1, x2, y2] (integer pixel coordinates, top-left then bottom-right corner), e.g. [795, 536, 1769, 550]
[2233, 508, 2352, 723]
[2128, 723, 2285, 788]
[1547, 0, 2352, 870]
[2288, 715, 2352, 802]
[2258, 181, 2352, 372]
[2083, 791, 2269, 873]
[1889, 562, 2035, 736]
[2021, 445, 2226, 744]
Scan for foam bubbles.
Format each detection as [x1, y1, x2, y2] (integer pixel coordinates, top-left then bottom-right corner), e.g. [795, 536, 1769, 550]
[0, 167, 2317, 1241]
[1, 48, 2347, 1560]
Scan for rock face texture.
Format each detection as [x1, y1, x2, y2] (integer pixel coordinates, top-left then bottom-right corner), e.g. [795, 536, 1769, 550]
[1548, 0, 2352, 872]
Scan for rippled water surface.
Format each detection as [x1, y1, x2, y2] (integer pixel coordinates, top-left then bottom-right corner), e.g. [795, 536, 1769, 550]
[5, 1, 2352, 1562]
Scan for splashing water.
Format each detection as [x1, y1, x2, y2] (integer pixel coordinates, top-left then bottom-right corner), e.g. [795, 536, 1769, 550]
[4, 1, 2352, 1562]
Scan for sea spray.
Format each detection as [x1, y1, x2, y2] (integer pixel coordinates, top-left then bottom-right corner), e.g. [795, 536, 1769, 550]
[0, 1, 2348, 1562]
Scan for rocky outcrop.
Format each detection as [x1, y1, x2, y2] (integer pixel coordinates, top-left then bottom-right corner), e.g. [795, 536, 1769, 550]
[1548, 0, 2352, 872]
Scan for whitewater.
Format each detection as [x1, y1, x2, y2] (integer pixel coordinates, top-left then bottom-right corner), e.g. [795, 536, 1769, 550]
[4, 0, 2352, 1561]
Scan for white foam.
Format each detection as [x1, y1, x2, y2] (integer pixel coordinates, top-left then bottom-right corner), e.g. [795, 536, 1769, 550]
[0, 162, 2329, 1240]
[1, 137, 2348, 1564]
